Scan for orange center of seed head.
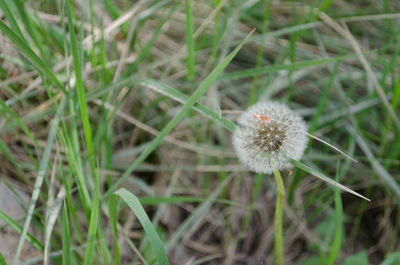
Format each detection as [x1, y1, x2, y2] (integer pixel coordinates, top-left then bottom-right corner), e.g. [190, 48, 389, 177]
[253, 114, 272, 125]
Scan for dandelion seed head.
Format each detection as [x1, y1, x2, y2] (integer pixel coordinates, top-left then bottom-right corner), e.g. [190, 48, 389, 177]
[232, 101, 308, 174]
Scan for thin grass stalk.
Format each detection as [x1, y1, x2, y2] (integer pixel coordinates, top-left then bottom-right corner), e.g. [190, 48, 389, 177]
[273, 168, 285, 265]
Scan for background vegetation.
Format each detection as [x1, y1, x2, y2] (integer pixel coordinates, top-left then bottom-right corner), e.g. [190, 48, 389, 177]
[0, 0, 399, 264]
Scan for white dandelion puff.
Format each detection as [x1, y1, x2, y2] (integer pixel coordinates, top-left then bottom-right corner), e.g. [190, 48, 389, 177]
[232, 101, 308, 174]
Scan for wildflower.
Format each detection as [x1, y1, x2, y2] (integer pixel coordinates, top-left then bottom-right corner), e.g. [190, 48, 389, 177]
[232, 101, 308, 174]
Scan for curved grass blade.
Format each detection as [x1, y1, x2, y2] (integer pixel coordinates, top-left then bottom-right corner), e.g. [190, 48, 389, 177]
[0, 251, 7, 265]
[0, 138, 20, 169]
[104, 29, 254, 197]
[135, 79, 236, 131]
[348, 126, 400, 202]
[290, 158, 370, 201]
[0, 0, 25, 40]
[114, 189, 170, 265]
[0, 21, 64, 92]
[0, 210, 44, 252]
[13, 0, 47, 60]
[90, 78, 236, 160]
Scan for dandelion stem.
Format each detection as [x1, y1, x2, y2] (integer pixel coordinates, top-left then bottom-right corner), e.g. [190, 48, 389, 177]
[273, 167, 285, 265]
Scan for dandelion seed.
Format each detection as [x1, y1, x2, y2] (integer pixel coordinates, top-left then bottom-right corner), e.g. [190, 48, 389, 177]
[232, 101, 308, 174]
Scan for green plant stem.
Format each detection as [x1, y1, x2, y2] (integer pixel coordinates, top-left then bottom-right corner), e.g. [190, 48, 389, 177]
[273, 168, 285, 265]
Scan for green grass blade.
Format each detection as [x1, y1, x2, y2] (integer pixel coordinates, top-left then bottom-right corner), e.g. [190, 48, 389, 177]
[66, 0, 95, 177]
[62, 202, 72, 265]
[218, 54, 354, 81]
[210, 0, 222, 66]
[0, 21, 64, 92]
[248, 0, 271, 106]
[327, 166, 343, 265]
[135, 79, 235, 131]
[123, 6, 176, 76]
[108, 195, 121, 265]
[57, 129, 91, 212]
[0, 251, 7, 265]
[185, 0, 195, 84]
[104, 29, 253, 198]
[103, 0, 120, 19]
[165, 174, 233, 250]
[82, 171, 100, 265]
[308, 62, 338, 132]
[13, 0, 47, 60]
[0, 210, 44, 252]
[290, 158, 370, 201]
[342, 250, 368, 265]
[0, 98, 39, 148]
[58, 147, 83, 243]
[90, 77, 235, 132]
[138, 196, 243, 207]
[0, 138, 20, 169]
[114, 189, 170, 265]
[348, 126, 400, 201]
[0, 0, 25, 40]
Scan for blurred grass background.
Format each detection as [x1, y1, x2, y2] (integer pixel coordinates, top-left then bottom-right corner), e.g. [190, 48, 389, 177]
[0, 0, 399, 264]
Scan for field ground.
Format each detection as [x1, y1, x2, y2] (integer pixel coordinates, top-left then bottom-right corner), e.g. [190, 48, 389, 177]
[0, 0, 400, 264]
